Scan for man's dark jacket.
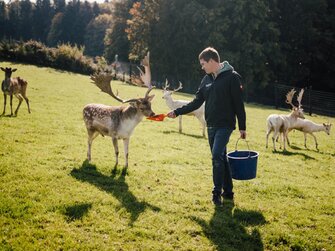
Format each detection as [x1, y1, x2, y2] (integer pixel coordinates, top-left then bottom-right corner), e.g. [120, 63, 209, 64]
[174, 69, 246, 131]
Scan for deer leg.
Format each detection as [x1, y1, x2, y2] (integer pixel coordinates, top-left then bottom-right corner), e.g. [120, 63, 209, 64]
[112, 137, 119, 167]
[179, 116, 182, 133]
[22, 94, 30, 113]
[9, 95, 13, 116]
[310, 133, 318, 151]
[123, 138, 129, 168]
[2, 94, 6, 115]
[87, 130, 99, 162]
[304, 133, 308, 148]
[272, 131, 277, 151]
[283, 131, 287, 151]
[199, 116, 206, 138]
[14, 94, 23, 116]
[266, 129, 271, 148]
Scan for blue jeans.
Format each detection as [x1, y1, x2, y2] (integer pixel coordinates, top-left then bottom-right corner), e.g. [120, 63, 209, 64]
[207, 127, 233, 196]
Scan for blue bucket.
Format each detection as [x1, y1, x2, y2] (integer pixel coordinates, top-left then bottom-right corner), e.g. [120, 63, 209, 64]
[227, 139, 259, 180]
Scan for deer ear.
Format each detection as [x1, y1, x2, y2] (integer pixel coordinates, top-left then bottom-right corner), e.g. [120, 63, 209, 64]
[12, 68, 17, 72]
[147, 94, 155, 102]
[0, 67, 4, 71]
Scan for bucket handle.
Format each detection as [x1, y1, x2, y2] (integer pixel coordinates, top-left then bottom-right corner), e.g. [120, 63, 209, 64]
[234, 138, 251, 158]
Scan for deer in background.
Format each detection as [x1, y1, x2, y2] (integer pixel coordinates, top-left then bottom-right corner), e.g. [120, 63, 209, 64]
[162, 81, 206, 137]
[285, 119, 332, 151]
[1, 67, 31, 116]
[83, 52, 155, 168]
[266, 89, 305, 151]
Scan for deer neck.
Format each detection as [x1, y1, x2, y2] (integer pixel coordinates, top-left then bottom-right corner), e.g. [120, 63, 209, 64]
[2, 78, 11, 92]
[165, 95, 177, 110]
[312, 123, 325, 132]
[121, 105, 144, 122]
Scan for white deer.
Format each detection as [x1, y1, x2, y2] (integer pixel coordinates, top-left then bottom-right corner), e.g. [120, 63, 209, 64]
[266, 89, 305, 151]
[1, 67, 31, 116]
[162, 81, 206, 137]
[286, 119, 332, 151]
[83, 52, 155, 168]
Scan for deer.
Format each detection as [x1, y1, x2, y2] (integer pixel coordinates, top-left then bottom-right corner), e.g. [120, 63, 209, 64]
[266, 89, 305, 151]
[1, 67, 31, 116]
[83, 52, 156, 168]
[162, 81, 206, 137]
[285, 119, 332, 151]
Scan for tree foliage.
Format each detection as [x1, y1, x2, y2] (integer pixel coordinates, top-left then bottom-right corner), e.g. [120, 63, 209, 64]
[0, 0, 334, 93]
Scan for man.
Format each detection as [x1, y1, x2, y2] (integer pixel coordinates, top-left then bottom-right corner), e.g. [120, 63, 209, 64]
[167, 47, 246, 206]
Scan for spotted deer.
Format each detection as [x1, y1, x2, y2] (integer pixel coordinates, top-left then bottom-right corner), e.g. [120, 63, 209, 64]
[83, 52, 155, 168]
[1, 67, 31, 116]
[162, 81, 206, 137]
[266, 89, 305, 151]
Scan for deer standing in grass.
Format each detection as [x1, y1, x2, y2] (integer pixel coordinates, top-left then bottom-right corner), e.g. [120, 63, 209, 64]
[1, 67, 31, 116]
[266, 89, 305, 151]
[286, 119, 332, 151]
[162, 81, 206, 137]
[83, 52, 155, 168]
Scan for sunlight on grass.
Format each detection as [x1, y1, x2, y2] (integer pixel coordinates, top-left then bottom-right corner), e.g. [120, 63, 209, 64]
[0, 62, 334, 250]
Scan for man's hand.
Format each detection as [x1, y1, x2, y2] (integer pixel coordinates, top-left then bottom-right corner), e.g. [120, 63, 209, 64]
[167, 111, 176, 118]
[240, 130, 246, 139]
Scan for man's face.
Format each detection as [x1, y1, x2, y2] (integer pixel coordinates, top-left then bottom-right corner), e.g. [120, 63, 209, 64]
[200, 58, 215, 74]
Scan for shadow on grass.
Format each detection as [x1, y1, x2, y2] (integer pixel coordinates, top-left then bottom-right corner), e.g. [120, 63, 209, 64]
[70, 160, 160, 226]
[162, 130, 205, 139]
[64, 203, 92, 222]
[271, 149, 315, 160]
[191, 202, 266, 251]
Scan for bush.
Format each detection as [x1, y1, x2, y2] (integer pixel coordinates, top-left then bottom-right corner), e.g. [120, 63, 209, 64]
[0, 39, 106, 75]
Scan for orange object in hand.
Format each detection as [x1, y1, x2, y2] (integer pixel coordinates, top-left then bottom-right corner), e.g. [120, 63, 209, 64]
[146, 114, 168, 121]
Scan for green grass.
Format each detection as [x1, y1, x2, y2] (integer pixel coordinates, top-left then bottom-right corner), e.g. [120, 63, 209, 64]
[0, 62, 334, 251]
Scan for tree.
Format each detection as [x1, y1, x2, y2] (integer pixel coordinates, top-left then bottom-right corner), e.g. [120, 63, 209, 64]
[18, 0, 33, 40]
[104, 0, 135, 62]
[84, 14, 113, 56]
[32, 0, 54, 42]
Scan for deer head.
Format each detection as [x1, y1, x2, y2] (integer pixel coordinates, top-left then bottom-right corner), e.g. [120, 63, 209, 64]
[1, 67, 17, 78]
[323, 122, 332, 135]
[162, 80, 183, 100]
[286, 88, 305, 119]
[90, 55, 155, 117]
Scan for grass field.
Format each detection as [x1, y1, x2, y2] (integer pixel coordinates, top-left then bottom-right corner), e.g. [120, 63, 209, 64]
[0, 62, 334, 251]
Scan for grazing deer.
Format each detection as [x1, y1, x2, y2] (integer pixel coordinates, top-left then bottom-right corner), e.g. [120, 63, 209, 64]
[83, 52, 155, 168]
[1, 67, 31, 116]
[162, 81, 206, 137]
[286, 119, 332, 151]
[266, 89, 305, 151]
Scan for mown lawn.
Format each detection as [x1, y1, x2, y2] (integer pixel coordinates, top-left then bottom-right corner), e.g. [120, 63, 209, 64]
[0, 62, 334, 251]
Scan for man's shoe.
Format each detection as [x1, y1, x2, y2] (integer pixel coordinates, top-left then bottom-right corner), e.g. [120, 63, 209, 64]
[212, 192, 222, 206]
[222, 192, 234, 200]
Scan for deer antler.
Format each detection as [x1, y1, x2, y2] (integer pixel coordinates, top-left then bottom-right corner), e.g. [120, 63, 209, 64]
[90, 73, 138, 103]
[297, 89, 304, 108]
[136, 51, 152, 88]
[173, 81, 183, 92]
[285, 89, 296, 108]
[163, 79, 170, 90]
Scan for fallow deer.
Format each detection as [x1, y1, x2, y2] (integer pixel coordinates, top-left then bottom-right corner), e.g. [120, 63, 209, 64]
[162, 81, 206, 137]
[83, 52, 155, 168]
[1, 67, 31, 116]
[286, 119, 332, 151]
[266, 89, 305, 151]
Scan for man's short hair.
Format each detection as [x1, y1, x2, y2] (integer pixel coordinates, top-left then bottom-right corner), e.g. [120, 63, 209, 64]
[198, 47, 220, 63]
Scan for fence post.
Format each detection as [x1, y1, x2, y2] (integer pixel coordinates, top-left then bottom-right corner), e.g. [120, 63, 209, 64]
[308, 85, 312, 116]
